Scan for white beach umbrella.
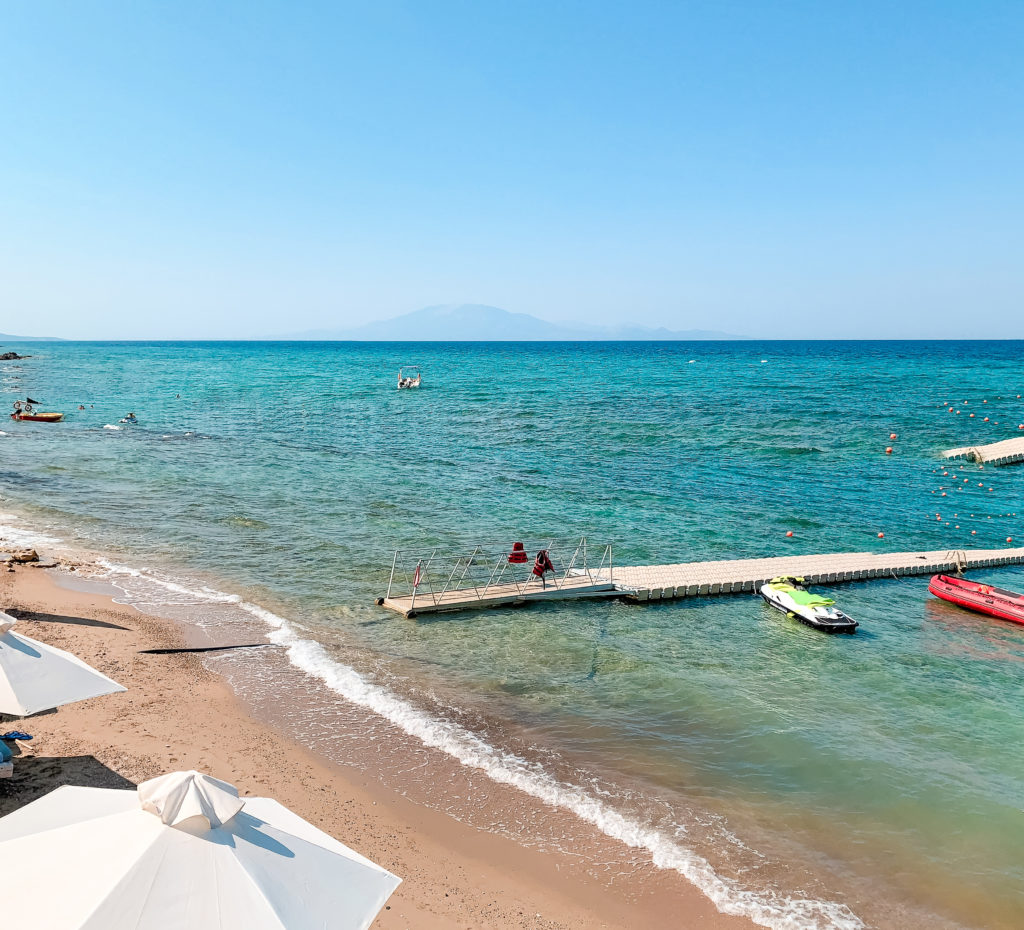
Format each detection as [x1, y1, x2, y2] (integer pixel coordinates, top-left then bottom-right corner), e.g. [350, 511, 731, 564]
[0, 770, 402, 930]
[0, 610, 126, 716]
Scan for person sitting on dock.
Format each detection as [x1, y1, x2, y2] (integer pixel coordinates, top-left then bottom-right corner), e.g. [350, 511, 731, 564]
[508, 542, 529, 564]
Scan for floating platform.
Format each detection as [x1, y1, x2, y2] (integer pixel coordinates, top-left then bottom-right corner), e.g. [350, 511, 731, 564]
[380, 575, 617, 617]
[943, 437, 1024, 466]
[613, 547, 1024, 601]
[379, 546, 1024, 616]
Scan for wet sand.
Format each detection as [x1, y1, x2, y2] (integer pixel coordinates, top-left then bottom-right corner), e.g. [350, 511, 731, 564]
[0, 561, 753, 929]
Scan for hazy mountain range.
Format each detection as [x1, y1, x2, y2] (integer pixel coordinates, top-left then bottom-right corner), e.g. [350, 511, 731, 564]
[0, 332, 64, 341]
[277, 304, 744, 341]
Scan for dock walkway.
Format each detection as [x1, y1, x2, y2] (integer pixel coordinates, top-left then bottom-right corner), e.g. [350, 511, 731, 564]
[613, 547, 1024, 601]
[943, 436, 1024, 465]
[381, 574, 616, 617]
[380, 546, 1024, 615]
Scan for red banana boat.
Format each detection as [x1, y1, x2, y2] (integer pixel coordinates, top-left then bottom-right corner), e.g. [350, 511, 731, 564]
[928, 574, 1024, 627]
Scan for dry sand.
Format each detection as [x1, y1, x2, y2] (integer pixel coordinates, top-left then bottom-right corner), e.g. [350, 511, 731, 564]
[0, 562, 754, 929]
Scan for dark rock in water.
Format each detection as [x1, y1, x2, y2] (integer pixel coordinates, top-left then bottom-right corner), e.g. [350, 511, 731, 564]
[0, 351, 30, 360]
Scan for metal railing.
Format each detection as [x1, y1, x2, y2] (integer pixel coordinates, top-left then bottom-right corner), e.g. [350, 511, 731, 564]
[945, 549, 968, 574]
[385, 537, 613, 611]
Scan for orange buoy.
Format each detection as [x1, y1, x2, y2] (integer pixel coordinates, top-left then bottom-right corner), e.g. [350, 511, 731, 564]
[948, 407, 954, 412]
[889, 433, 897, 440]
[969, 413, 975, 418]
[984, 417, 989, 421]
[943, 471, 948, 476]
[971, 530, 977, 535]
[786, 531, 793, 537]
[1008, 537, 1014, 543]
[942, 492, 947, 496]
[885, 447, 893, 454]
[877, 532, 885, 538]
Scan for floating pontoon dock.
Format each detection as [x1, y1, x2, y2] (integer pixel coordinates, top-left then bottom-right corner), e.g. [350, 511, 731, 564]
[613, 547, 1024, 601]
[378, 540, 1024, 616]
[378, 539, 618, 617]
[943, 437, 1024, 466]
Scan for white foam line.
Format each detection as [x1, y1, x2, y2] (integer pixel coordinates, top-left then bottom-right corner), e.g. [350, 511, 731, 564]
[95, 559, 863, 930]
[0, 514, 66, 549]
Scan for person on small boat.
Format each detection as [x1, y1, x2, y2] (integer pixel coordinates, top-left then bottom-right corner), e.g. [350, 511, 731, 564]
[120, 412, 138, 424]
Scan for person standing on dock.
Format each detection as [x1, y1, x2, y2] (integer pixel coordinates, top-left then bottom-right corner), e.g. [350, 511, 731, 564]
[532, 549, 554, 587]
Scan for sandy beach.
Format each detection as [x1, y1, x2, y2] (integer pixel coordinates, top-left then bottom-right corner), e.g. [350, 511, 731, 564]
[0, 559, 754, 929]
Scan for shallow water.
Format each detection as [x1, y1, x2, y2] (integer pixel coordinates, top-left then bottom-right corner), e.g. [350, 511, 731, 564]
[2, 340, 1023, 928]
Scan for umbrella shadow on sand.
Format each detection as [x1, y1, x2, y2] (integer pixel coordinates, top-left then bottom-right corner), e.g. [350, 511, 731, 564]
[0, 753, 136, 816]
[5, 608, 129, 631]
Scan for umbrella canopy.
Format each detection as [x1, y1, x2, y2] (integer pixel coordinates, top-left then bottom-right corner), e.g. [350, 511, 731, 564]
[0, 770, 402, 930]
[0, 610, 126, 716]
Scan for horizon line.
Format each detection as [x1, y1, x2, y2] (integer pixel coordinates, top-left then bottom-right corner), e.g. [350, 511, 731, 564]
[6, 337, 1024, 344]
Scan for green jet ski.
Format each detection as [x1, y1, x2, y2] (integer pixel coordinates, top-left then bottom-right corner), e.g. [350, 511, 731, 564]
[759, 576, 858, 634]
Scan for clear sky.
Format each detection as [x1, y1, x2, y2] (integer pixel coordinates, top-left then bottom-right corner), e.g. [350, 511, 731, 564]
[2, 1, 1022, 339]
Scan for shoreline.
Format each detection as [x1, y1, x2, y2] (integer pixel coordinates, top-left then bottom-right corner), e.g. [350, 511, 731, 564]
[0, 559, 755, 929]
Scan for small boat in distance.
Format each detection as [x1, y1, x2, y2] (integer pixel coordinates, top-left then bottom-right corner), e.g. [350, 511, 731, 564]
[397, 366, 422, 389]
[759, 576, 858, 634]
[10, 401, 63, 423]
[928, 574, 1024, 627]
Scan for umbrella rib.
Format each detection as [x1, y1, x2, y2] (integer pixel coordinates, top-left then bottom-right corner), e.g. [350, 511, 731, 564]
[227, 849, 289, 930]
[76, 827, 168, 930]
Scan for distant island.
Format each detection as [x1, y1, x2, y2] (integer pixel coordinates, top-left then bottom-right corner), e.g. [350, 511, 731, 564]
[275, 304, 745, 341]
[0, 332, 64, 342]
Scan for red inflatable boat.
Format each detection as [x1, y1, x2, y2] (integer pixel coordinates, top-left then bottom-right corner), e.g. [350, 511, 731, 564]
[928, 574, 1024, 627]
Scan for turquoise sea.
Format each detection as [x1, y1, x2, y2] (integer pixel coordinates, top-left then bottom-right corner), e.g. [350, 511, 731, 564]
[2, 340, 1023, 929]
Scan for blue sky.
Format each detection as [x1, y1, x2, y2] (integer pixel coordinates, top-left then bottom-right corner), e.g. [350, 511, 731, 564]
[2, 1, 1022, 338]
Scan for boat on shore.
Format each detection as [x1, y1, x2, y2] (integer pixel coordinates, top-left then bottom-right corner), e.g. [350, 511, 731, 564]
[10, 401, 63, 422]
[928, 574, 1024, 626]
[759, 576, 858, 634]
